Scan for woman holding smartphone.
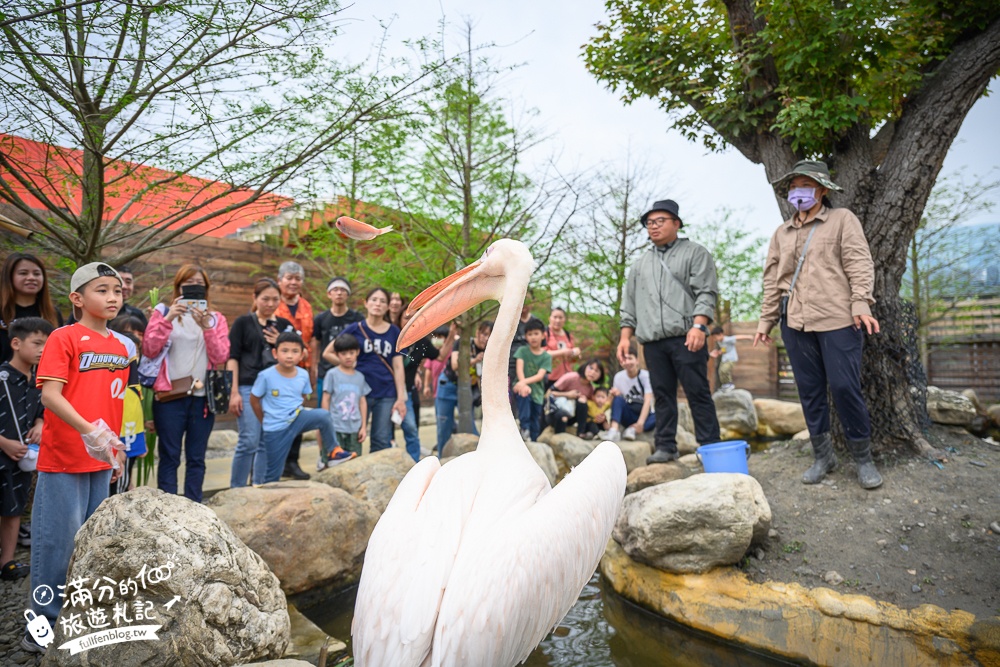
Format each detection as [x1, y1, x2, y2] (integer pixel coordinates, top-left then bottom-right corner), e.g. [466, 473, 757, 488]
[228, 278, 294, 487]
[143, 265, 230, 502]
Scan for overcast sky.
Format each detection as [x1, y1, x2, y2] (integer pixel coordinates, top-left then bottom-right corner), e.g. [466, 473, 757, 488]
[334, 0, 1000, 239]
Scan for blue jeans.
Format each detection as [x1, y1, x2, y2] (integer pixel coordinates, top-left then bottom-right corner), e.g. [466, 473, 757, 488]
[435, 376, 457, 456]
[611, 395, 656, 432]
[516, 395, 544, 441]
[368, 396, 396, 453]
[400, 396, 420, 462]
[153, 395, 214, 502]
[261, 408, 337, 483]
[434, 376, 479, 456]
[30, 469, 112, 624]
[230, 385, 264, 488]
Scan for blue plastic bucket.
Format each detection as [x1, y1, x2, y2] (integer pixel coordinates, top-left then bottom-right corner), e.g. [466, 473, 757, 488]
[696, 440, 750, 475]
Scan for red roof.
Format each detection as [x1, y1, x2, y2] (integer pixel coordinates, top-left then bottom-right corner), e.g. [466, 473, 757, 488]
[0, 134, 293, 238]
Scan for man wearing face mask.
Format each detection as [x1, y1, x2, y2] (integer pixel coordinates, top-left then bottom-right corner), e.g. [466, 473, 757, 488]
[753, 160, 882, 490]
[618, 199, 722, 464]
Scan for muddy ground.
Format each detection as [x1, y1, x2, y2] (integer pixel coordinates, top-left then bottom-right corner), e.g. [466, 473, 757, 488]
[741, 425, 1000, 619]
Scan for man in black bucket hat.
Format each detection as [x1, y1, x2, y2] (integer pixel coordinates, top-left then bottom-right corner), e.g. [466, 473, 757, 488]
[617, 199, 721, 464]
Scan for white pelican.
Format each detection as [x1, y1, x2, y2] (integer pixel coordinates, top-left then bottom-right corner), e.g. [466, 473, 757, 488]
[352, 239, 627, 667]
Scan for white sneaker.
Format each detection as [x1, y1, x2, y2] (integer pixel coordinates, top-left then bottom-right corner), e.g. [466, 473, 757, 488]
[622, 426, 637, 441]
[316, 460, 326, 472]
[599, 428, 621, 442]
[520, 428, 531, 441]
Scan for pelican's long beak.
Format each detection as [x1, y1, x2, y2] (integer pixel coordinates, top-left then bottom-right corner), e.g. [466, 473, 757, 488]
[398, 259, 501, 349]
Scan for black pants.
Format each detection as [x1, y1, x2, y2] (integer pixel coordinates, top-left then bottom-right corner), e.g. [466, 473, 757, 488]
[285, 434, 302, 467]
[780, 322, 871, 440]
[643, 336, 721, 453]
[549, 398, 588, 434]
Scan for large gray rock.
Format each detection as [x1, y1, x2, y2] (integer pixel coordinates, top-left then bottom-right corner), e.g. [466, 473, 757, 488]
[926, 386, 977, 427]
[208, 428, 239, 452]
[314, 447, 414, 514]
[625, 463, 691, 494]
[525, 440, 559, 486]
[677, 400, 695, 434]
[536, 426, 557, 446]
[753, 399, 806, 435]
[442, 433, 480, 458]
[676, 425, 699, 454]
[613, 473, 772, 573]
[548, 433, 596, 476]
[713, 388, 758, 436]
[42, 488, 288, 667]
[636, 425, 697, 454]
[961, 388, 983, 413]
[207, 481, 378, 595]
[615, 439, 652, 473]
[988, 404, 1000, 426]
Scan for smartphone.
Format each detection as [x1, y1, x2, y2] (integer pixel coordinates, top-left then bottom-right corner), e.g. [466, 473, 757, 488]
[179, 284, 208, 311]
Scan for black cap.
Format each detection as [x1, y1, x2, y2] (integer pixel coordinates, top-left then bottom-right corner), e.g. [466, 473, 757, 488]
[641, 199, 683, 228]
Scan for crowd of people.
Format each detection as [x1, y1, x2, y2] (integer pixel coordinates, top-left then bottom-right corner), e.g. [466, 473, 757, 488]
[0, 158, 885, 654]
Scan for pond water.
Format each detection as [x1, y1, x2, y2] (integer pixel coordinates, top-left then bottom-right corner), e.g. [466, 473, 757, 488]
[301, 574, 794, 666]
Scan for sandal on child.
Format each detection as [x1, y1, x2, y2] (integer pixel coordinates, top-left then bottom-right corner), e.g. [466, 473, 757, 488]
[1, 560, 30, 580]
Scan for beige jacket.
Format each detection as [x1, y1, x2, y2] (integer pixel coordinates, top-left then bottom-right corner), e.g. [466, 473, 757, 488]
[757, 207, 875, 334]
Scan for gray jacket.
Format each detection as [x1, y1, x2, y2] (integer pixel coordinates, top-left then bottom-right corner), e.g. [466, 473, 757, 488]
[620, 239, 718, 343]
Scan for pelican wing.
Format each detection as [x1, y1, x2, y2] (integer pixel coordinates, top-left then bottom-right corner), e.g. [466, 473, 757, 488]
[353, 453, 486, 667]
[431, 442, 627, 667]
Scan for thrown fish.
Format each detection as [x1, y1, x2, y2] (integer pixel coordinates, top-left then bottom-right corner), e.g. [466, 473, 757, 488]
[336, 216, 394, 241]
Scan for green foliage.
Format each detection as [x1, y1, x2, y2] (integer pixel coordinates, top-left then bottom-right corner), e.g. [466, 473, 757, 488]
[544, 158, 654, 353]
[0, 0, 438, 264]
[584, 0, 1000, 155]
[783, 540, 804, 553]
[686, 211, 767, 322]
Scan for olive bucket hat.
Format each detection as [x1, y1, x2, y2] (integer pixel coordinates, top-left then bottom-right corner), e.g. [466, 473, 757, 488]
[770, 160, 844, 193]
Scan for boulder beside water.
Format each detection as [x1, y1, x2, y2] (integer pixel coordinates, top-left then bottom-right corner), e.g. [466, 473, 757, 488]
[613, 473, 772, 573]
[314, 447, 414, 514]
[712, 389, 758, 437]
[43, 487, 288, 667]
[207, 481, 378, 595]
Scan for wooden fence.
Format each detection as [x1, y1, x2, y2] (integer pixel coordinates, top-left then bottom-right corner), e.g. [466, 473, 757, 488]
[927, 340, 1000, 403]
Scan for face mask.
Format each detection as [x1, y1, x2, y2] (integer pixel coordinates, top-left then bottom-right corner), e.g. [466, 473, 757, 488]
[431, 337, 444, 349]
[787, 187, 817, 212]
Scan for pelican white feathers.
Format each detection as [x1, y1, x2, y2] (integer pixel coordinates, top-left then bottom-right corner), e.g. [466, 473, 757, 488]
[352, 239, 627, 667]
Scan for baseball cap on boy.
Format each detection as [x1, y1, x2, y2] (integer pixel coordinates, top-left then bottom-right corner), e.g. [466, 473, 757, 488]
[70, 263, 123, 293]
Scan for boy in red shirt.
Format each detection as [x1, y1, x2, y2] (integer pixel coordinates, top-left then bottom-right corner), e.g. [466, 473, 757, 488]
[23, 263, 134, 654]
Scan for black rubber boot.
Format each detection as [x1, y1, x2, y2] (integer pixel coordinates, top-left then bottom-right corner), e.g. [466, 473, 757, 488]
[284, 435, 309, 480]
[646, 447, 680, 465]
[846, 438, 883, 489]
[801, 432, 837, 484]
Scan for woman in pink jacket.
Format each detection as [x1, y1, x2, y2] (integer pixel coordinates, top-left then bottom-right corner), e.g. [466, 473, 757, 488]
[143, 264, 230, 502]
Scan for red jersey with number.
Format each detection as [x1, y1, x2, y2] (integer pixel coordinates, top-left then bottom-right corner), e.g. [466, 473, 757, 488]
[35, 324, 137, 473]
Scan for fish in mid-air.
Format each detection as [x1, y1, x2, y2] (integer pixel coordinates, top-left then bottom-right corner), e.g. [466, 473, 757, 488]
[336, 216, 395, 241]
